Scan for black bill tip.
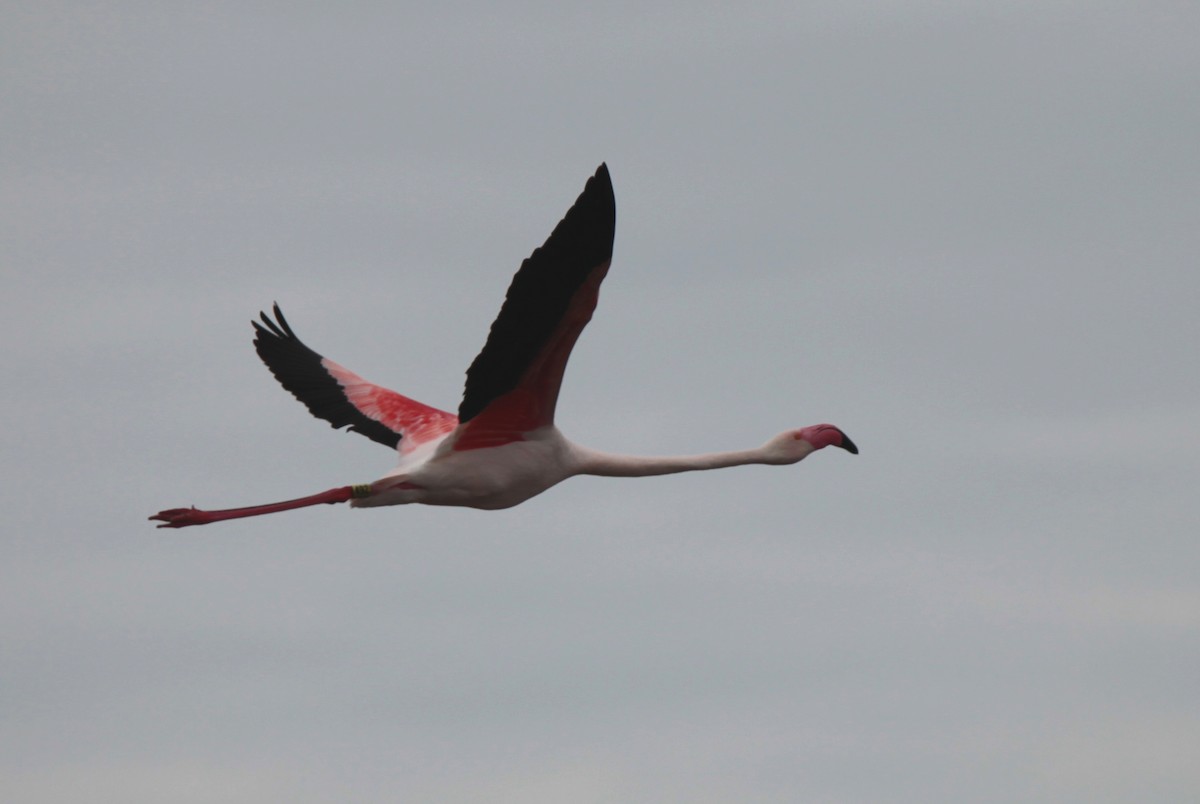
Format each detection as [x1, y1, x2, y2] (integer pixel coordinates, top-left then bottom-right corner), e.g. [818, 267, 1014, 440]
[838, 431, 859, 455]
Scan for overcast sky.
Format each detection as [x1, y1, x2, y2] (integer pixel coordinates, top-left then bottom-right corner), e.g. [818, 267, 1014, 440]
[3, 2, 1198, 802]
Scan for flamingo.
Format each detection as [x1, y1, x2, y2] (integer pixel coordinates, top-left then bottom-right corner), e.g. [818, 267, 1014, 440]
[150, 164, 856, 528]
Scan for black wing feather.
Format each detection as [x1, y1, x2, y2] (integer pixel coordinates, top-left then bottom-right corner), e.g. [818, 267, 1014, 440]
[459, 163, 616, 423]
[253, 304, 402, 449]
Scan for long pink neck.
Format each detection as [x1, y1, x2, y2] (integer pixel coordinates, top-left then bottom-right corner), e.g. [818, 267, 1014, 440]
[571, 446, 774, 478]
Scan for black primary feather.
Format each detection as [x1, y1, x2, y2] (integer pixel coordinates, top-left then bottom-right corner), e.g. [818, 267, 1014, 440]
[459, 163, 616, 423]
[253, 305, 403, 449]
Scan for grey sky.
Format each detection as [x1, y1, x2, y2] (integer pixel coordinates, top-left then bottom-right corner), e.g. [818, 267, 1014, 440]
[3, 2, 1198, 801]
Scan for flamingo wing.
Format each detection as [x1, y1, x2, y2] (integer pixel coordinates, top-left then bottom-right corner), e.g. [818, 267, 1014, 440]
[454, 163, 616, 450]
[253, 304, 457, 451]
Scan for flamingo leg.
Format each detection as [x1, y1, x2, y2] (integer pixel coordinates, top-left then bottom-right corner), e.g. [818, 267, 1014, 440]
[149, 485, 369, 528]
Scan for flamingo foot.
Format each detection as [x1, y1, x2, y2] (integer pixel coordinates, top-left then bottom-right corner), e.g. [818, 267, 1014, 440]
[149, 507, 217, 528]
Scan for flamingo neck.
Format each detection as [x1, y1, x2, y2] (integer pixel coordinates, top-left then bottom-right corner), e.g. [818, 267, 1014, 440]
[571, 445, 773, 478]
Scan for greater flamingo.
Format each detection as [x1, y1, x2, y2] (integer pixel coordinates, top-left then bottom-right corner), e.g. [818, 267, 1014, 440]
[150, 164, 856, 528]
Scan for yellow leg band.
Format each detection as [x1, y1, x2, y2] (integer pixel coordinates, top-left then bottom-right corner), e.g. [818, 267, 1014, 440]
[351, 484, 373, 499]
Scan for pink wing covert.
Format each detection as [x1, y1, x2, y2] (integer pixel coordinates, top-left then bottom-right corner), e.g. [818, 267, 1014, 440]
[321, 359, 457, 452]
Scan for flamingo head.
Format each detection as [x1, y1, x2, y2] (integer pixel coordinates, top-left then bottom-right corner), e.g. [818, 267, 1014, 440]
[764, 424, 858, 464]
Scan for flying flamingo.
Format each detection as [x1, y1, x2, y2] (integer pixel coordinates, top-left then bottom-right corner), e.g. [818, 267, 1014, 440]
[150, 164, 856, 528]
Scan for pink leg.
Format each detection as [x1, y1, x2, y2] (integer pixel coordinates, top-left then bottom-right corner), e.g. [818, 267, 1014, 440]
[150, 485, 365, 528]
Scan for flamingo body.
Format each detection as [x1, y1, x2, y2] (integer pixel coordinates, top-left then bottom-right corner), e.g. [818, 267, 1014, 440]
[150, 164, 856, 528]
[361, 428, 576, 510]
